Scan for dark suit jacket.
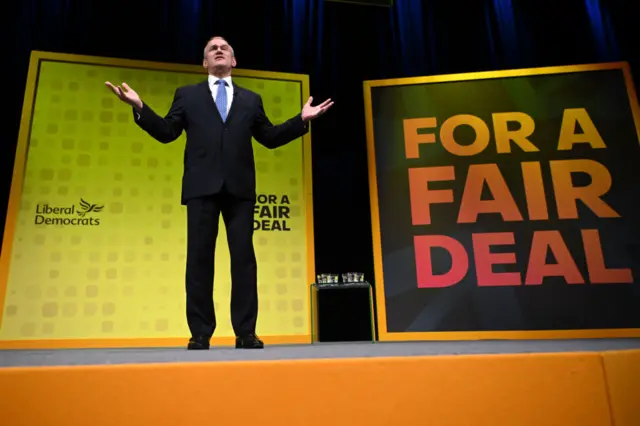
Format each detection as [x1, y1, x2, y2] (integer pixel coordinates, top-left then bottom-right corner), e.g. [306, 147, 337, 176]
[133, 80, 309, 204]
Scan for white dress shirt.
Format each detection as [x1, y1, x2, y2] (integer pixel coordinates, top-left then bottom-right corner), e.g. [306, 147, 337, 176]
[208, 75, 233, 112]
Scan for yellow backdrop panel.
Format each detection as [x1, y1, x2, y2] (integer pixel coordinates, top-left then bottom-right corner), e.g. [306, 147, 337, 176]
[0, 52, 314, 346]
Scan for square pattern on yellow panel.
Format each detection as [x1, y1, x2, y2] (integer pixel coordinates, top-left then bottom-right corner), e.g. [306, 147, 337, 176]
[0, 59, 309, 341]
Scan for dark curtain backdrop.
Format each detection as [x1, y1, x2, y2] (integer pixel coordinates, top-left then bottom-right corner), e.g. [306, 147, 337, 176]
[1, 0, 636, 337]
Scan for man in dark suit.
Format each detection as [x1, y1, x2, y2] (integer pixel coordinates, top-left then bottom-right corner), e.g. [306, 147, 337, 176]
[105, 36, 333, 350]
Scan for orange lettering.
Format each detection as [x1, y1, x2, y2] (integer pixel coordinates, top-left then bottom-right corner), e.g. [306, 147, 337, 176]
[492, 112, 539, 153]
[521, 161, 548, 220]
[440, 114, 490, 156]
[458, 163, 523, 223]
[403, 118, 436, 159]
[550, 159, 619, 219]
[557, 108, 606, 150]
[408, 166, 454, 226]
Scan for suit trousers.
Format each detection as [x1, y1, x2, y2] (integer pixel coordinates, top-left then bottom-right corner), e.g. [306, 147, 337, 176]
[185, 188, 258, 338]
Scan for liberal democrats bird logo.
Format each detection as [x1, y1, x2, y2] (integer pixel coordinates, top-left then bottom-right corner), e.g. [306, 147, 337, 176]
[77, 199, 104, 217]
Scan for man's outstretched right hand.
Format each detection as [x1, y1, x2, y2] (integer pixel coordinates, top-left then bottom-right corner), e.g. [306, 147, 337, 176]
[105, 81, 143, 111]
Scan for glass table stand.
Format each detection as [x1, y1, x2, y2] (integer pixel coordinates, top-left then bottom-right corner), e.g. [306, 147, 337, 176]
[309, 281, 375, 343]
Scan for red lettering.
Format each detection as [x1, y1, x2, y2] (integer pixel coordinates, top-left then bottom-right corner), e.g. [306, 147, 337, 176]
[525, 231, 584, 285]
[582, 229, 633, 283]
[413, 230, 631, 288]
[414, 235, 468, 288]
[472, 232, 521, 286]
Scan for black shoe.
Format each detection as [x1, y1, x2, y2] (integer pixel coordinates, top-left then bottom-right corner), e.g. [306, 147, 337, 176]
[235, 334, 264, 349]
[187, 336, 210, 350]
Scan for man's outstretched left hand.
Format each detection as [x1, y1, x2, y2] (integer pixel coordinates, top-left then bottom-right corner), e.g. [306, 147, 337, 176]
[301, 96, 334, 122]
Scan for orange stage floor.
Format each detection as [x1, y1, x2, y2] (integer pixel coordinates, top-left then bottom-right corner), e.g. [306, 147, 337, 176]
[0, 341, 639, 426]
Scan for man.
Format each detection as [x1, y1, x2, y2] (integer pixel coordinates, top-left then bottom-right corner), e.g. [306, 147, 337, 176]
[105, 36, 333, 350]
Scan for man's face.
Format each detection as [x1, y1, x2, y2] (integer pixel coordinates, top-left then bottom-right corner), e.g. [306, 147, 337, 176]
[203, 37, 236, 72]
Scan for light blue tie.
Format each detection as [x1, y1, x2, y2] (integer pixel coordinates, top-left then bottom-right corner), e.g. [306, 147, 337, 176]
[215, 80, 228, 122]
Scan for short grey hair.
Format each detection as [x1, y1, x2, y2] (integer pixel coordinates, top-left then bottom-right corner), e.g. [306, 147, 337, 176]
[203, 36, 234, 58]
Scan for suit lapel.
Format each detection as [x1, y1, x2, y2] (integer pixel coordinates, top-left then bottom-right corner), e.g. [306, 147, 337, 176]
[226, 83, 244, 125]
[198, 80, 222, 122]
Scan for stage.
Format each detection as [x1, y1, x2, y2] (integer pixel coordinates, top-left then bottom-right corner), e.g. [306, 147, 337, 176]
[1, 338, 640, 367]
[1, 339, 639, 426]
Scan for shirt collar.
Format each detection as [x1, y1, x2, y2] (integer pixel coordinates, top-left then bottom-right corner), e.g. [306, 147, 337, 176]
[209, 75, 232, 87]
